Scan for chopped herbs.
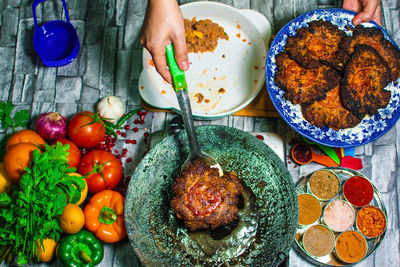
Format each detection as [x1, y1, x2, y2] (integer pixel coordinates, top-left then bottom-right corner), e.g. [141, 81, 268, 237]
[0, 143, 85, 265]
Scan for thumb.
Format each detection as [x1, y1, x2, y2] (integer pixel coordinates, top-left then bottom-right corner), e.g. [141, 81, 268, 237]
[172, 38, 189, 71]
[352, 1, 381, 25]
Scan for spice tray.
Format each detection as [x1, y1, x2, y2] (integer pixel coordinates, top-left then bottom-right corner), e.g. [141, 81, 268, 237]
[294, 167, 387, 266]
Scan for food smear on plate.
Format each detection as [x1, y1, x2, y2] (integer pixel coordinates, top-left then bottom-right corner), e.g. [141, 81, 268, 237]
[335, 231, 367, 263]
[184, 17, 229, 53]
[274, 19, 400, 130]
[170, 159, 244, 231]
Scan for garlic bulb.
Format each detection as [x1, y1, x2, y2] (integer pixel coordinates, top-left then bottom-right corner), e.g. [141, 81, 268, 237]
[96, 96, 124, 123]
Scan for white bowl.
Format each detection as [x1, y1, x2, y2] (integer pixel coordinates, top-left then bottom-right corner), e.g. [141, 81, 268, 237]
[139, 1, 271, 119]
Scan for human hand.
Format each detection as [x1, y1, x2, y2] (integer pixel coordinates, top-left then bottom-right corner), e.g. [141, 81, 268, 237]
[140, 0, 189, 83]
[342, 0, 382, 26]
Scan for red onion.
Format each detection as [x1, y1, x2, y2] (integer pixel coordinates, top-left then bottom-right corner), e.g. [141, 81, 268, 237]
[35, 112, 68, 140]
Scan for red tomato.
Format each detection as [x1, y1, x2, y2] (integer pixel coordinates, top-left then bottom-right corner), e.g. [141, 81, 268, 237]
[67, 111, 106, 149]
[54, 138, 81, 169]
[78, 150, 122, 193]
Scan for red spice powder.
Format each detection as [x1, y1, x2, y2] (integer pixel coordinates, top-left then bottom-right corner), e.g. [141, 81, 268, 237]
[292, 144, 312, 163]
[343, 176, 374, 207]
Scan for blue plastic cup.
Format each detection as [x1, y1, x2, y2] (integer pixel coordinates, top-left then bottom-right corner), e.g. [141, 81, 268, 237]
[32, 0, 80, 67]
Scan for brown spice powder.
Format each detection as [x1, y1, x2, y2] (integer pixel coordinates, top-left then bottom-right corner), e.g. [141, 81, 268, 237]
[309, 170, 340, 200]
[303, 225, 335, 257]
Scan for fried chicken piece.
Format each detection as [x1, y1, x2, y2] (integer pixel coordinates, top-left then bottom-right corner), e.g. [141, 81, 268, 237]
[302, 85, 361, 130]
[275, 52, 340, 105]
[285, 20, 347, 70]
[341, 44, 391, 119]
[339, 25, 400, 81]
[170, 160, 243, 231]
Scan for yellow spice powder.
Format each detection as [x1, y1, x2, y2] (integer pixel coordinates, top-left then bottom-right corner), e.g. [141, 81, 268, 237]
[336, 231, 367, 263]
[298, 194, 321, 225]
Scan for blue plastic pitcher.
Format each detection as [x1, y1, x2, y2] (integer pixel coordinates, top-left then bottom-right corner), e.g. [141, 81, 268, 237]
[32, 0, 80, 67]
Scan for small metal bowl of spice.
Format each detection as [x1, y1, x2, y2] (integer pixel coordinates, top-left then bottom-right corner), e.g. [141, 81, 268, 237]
[356, 205, 387, 238]
[323, 199, 355, 232]
[302, 224, 335, 258]
[298, 193, 321, 226]
[308, 169, 340, 201]
[335, 230, 367, 264]
[343, 176, 374, 207]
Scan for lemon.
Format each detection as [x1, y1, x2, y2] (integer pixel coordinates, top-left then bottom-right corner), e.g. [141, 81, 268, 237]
[36, 238, 57, 262]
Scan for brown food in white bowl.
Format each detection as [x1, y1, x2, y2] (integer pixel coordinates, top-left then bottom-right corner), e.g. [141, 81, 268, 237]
[184, 17, 229, 53]
[170, 159, 243, 231]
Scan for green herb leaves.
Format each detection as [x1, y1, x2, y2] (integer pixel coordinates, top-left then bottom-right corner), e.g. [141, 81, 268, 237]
[0, 143, 85, 265]
[0, 102, 29, 132]
[0, 101, 30, 161]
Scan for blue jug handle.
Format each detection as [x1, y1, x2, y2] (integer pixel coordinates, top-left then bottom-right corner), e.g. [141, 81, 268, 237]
[32, 0, 71, 29]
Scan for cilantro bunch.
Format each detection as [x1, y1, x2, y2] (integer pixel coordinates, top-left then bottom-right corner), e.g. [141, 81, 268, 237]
[0, 143, 86, 265]
[0, 101, 30, 161]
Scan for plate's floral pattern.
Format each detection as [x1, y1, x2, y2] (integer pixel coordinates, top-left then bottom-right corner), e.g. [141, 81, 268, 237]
[266, 8, 400, 147]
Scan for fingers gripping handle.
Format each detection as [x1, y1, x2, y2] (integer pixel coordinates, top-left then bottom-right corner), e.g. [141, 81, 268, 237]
[165, 44, 187, 92]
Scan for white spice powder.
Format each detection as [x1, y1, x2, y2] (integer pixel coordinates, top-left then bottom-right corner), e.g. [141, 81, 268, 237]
[323, 200, 355, 232]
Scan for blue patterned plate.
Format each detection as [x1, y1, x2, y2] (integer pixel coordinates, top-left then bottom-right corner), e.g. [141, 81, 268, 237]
[266, 8, 400, 148]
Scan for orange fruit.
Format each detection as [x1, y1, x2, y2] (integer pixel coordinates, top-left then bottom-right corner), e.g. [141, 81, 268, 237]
[3, 142, 39, 183]
[60, 203, 85, 234]
[0, 162, 12, 194]
[67, 173, 88, 205]
[36, 238, 57, 262]
[6, 129, 45, 150]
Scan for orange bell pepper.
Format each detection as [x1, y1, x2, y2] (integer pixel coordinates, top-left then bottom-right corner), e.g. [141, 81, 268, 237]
[83, 190, 127, 243]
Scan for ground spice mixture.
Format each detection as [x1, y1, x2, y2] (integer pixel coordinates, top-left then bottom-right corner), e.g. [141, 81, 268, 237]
[335, 231, 367, 263]
[309, 170, 340, 200]
[303, 224, 335, 257]
[356, 206, 386, 238]
[298, 194, 321, 225]
[184, 17, 229, 53]
[343, 176, 374, 207]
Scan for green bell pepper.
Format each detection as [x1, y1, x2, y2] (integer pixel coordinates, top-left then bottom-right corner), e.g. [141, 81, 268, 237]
[57, 229, 104, 267]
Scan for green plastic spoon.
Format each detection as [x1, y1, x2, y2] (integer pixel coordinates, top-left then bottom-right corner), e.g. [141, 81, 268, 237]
[301, 136, 341, 165]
